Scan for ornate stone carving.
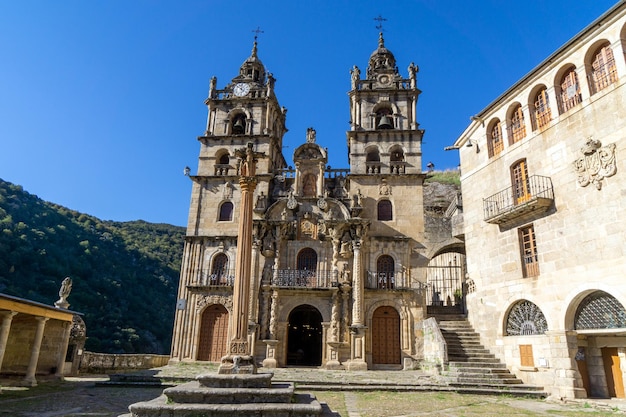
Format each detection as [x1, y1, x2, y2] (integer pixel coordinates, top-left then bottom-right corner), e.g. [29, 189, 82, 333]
[379, 179, 391, 195]
[197, 295, 233, 312]
[573, 137, 616, 190]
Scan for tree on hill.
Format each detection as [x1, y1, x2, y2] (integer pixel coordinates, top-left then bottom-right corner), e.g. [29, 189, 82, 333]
[0, 178, 185, 354]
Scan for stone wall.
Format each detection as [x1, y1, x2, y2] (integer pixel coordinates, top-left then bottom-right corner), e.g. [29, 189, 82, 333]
[79, 351, 169, 373]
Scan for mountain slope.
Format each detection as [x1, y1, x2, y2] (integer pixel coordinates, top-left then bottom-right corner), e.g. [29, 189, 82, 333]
[0, 178, 185, 354]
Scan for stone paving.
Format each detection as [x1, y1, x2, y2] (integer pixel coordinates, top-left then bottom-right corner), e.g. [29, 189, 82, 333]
[1, 364, 626, 416]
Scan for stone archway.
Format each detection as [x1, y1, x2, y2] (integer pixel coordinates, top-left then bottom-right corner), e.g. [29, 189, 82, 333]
[286, 305, 323, 366]
[197, 304, 229, 362]
[371, 306, 401, 365]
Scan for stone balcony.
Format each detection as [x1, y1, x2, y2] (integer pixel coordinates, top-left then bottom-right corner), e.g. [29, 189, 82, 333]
[483, 175, 554, 225]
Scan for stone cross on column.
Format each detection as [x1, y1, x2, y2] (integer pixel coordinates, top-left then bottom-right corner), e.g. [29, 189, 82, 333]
[219, 142, 264, 374]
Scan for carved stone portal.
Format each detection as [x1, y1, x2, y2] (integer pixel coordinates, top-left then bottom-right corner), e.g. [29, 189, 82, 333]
[573, 138, 616, 190]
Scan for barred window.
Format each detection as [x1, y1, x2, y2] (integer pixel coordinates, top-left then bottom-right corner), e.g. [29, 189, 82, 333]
[508, 105, 526, 145]
[297, 248, 317, 271]
[506, 300, 548, 335]
[559, 67, 582, 113]
[590, 43, 618, 94]
[211, 253, 228, 276]
[487, 120, 504, 158]
[519, 224, 539, 278]
[575, 291, 626, 330]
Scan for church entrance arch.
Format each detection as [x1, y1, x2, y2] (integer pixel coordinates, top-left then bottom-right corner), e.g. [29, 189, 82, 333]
[286, 305, 322, 366]
[197, 304, 229, 362]
[371, 306, 401, 365]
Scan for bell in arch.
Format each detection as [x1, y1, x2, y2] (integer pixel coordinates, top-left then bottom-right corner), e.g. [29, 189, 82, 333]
[232, 117, 245, 134]
[377, 115, 393, 129]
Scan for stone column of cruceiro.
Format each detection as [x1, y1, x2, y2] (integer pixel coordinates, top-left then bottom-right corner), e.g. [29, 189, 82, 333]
[218, 142, 264, 374]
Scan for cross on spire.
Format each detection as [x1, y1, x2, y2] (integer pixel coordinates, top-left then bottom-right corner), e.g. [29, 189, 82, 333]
[374, 15, 387, 32]
[252, 26, 264, 42]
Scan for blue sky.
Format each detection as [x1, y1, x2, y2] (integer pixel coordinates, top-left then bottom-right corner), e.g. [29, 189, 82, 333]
[0, 1, 618, 227]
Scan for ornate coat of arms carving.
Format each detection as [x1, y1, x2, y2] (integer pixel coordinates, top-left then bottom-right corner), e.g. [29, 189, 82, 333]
[573, 138, 617, 190]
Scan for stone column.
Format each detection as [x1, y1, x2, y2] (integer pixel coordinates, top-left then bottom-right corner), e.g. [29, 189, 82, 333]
[23, 317, 49, 386]
[219, 142, 263, 374]
[0, 311, 17, 372]
[351, 240, 363, 326]
[55, 320, 72, 378]
[347, 239, 367, 370]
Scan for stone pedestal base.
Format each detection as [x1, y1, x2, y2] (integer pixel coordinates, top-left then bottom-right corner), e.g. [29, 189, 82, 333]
[325, 341, 344, 370]
[123, 372, 323, 417]
[345, 359, 368, 371]
[262, 340, 279, 368]
[218, 355, 256, 374]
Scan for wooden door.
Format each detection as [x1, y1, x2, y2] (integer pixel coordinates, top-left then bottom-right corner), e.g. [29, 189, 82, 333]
[602, 347, 625, 398]
[512, 160, 531, 204]
[372, 306, 401, 364]
[197, 305, 229, 362]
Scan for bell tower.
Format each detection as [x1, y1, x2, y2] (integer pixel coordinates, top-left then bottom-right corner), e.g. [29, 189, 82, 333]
[170, 39, 288, 362]
[346, 31, 427, 279]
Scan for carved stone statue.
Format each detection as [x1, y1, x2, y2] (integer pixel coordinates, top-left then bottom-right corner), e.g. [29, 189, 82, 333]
[55, 277, 72, 309]
[350, 65, 361, 89]
[408, 62, 418, 89]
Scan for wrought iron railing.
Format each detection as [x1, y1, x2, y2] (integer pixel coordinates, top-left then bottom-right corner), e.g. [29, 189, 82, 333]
[271, 269, 335, 288]
[197, 269, 235, 286]
[365, 271, 409, 290]
[483, 175, 554, 221]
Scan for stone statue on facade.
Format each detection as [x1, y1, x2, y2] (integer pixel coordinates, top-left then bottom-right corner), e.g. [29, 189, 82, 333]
[350, 65, 360, 89]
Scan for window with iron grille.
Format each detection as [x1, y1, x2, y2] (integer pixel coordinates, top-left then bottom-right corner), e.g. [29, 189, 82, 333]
[506, 300, 548, 335]
[377, 199, 393, 221]
[533, 88, 551, 130]
[377, 255, 395, 289]
[559, 67, 582, 113]
[487, 120, 504, 158]
[590, 43, 618, 94]
[508, 105, 526, 145]
[518, 224, 539, 277]
[218, 201, 233, 221]
[575, 291, 626, 330]
[297, 248, 318, 271]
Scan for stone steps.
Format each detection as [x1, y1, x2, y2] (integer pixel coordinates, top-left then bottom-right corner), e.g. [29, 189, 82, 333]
[122, 373, 323, 417]
[428, 308, 546, 399]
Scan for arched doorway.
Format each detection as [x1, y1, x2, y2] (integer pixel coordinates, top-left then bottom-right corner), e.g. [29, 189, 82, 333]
[287, 305, 322, 366]
[371, 306, 401, 365]
[197, 304, 229, 362]
[376, 255, 395, 289]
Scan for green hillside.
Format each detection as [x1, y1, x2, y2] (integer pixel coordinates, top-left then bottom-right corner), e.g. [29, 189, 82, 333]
[0, 178, 185, 354]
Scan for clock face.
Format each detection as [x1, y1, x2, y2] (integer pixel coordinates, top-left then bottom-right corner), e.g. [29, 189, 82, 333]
[233, 82, 250, 97]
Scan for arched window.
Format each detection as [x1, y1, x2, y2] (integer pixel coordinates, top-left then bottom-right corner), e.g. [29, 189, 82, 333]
[231, 114, 246, 134]
[297, 248, 317, 271]
[506, 300, 548, 335]
[210, 253, 229, 285]
[366, 148, 381, 174]
[590, 43, 617, 94]
[218, 154, 230, 165]
[511, 159, 531, 205]
[508, 104, 526, 145]
[532, 87, 551, 130]
[377, 200, 393, 221]
[218, 201, 233, 221]
[302, 174, 317, 197]
[375, 107, 394, 129]
[487, 120, 504, 158]
[575, 291, 626, 330]
[558, 67, 582, 113]
[377, 255, 395, 289]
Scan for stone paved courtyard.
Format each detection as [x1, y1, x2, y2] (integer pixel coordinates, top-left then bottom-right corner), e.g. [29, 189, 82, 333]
[1, 363, 626, 416]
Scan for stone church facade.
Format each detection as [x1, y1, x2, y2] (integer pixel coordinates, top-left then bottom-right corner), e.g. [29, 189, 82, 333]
[453, 3, 626, 399]
[170, 34, 464, 370]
